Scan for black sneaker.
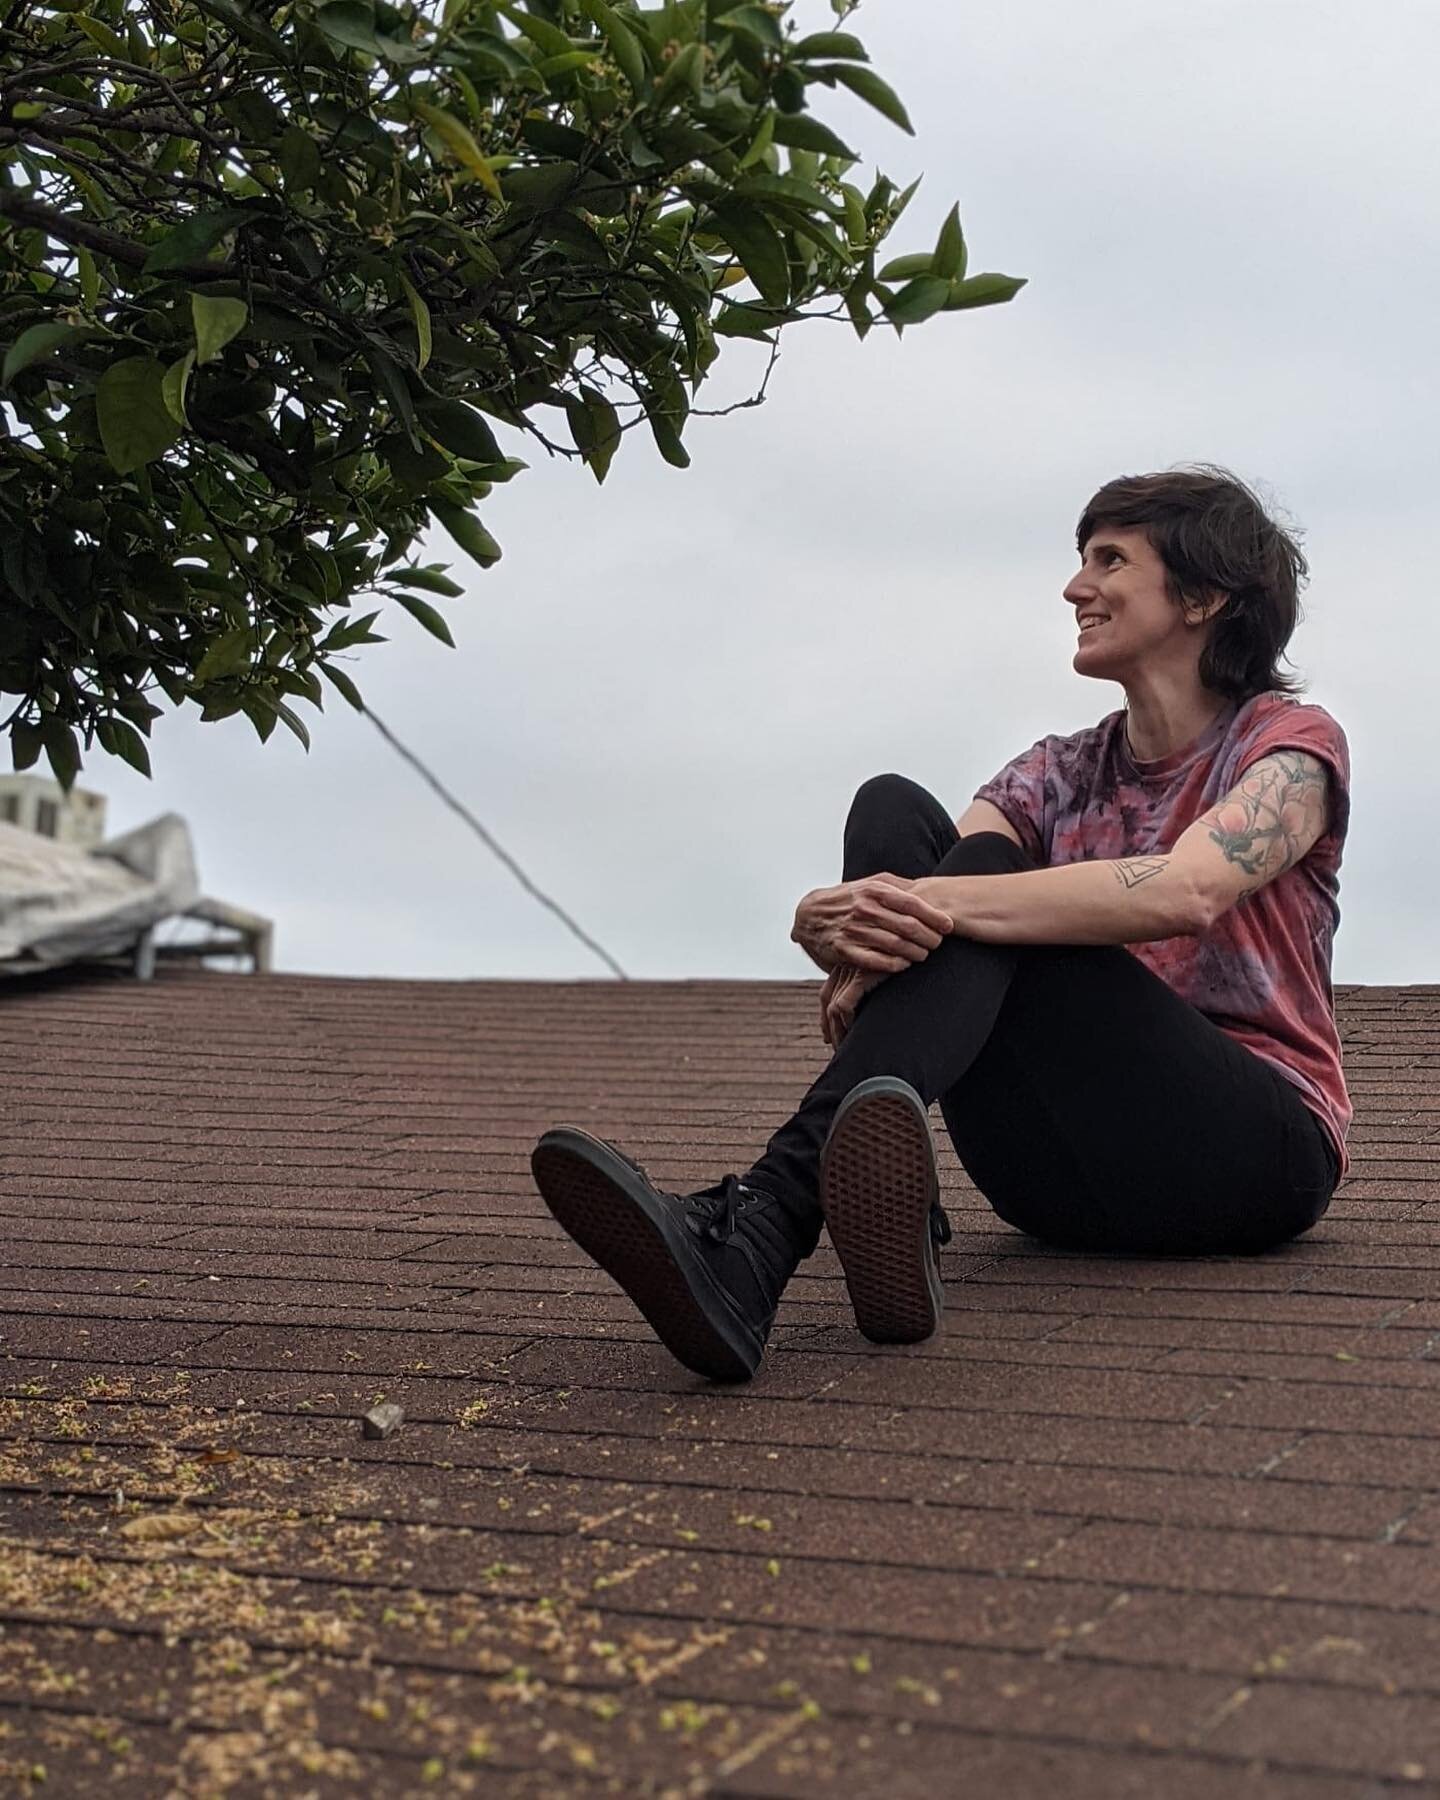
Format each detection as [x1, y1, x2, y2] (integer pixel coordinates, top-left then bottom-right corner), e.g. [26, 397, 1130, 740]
[530, 1128, 818, 1382]
[819, 1076, 949, 1344]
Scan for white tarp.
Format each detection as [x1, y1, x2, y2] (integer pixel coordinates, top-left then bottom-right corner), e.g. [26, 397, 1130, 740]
[0, 814, 199, 972]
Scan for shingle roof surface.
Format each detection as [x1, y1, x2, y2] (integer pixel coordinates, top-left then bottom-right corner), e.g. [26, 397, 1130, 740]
[2, 967, 1439, 1797]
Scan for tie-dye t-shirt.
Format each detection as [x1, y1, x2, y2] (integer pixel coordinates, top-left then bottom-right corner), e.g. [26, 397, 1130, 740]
[972, 692, 1352, 1177]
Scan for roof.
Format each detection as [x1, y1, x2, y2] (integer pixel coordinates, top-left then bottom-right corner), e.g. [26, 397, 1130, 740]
[2, 966, 1438, 1796]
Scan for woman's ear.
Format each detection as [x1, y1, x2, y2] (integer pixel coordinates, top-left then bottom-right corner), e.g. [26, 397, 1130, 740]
[1183, 587, 1229, 627]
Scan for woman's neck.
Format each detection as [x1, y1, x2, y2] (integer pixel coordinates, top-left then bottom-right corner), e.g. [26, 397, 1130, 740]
[1122, 680, 1232, 763]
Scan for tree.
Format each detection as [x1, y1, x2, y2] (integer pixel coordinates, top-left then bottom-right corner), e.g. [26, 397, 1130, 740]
[0, 0, 1023, 785]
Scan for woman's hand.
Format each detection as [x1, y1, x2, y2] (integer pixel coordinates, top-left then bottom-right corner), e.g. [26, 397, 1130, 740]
[792, 874, 954, 974]
[819, 964, 886, 1047]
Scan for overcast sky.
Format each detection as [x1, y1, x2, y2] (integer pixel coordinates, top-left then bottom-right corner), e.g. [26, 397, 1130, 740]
[94, 0, 1440, 986]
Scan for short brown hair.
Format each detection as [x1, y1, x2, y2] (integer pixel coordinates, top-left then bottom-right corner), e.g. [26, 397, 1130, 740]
[1076, 466, 1308, 701]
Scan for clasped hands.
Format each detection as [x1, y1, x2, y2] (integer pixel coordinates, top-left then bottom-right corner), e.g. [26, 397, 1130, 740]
[791, 875, 954, 1048]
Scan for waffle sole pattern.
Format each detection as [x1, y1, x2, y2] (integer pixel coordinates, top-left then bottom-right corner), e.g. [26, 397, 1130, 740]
[531, 1129, 761, 1383]
[820, 1078, 943, 1344]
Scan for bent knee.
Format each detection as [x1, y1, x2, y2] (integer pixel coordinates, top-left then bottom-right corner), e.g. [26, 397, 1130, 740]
[848, 772, 933, 814]
[845, 772, 951, 837]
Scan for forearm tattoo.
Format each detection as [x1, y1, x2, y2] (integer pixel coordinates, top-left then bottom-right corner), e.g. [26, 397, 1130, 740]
[1206, 750, 1329, 899]
[1111, 857, 1169, 890]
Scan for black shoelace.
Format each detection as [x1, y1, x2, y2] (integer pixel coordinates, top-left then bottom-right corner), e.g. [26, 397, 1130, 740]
[687, 1173, 749, 1245]
[626, 1144, 948, 1254]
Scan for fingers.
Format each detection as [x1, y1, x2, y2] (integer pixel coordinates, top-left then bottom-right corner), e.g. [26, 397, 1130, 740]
[845, 929, 930, 966]
[854, 886, 952, 947]
[842, 946, 911, 975]
[820, 970, 856, 1046]
[819, 969, 843, 1047]
[866, 877, 954, 938]
[838, 926, 941, 972]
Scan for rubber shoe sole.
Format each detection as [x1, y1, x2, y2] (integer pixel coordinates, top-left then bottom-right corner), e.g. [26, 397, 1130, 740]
[530, 1127, 763, 1383]
[819, 1077, 943, 1344]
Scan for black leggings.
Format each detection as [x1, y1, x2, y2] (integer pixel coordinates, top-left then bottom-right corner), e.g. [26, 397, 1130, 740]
[749, 774, 1339, 1256]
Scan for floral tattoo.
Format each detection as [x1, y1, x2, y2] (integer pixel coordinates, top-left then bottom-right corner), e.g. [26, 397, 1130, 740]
[1204, 749, 1329, 899]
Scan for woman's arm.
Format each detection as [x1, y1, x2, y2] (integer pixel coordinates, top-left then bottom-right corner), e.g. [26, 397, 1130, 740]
[915, 855, 1201, 946]
[954, 797, 1024, 845]
[918, 749, 1332, 948]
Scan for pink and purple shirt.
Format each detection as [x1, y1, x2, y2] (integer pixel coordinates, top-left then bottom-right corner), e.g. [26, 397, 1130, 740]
[973, 692, 1353, 1177]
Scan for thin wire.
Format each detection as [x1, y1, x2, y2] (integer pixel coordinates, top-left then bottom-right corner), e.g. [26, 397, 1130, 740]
[362, 705, 629, 981]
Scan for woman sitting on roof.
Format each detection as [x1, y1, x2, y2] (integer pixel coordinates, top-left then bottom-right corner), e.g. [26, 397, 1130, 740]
[531, 466, 1350, 1383]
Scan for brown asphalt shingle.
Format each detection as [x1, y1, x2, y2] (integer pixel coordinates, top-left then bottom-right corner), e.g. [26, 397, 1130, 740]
[1, 966, 1439, 1796]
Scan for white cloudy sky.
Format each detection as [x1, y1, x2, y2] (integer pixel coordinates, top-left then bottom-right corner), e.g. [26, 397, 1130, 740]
[94, 0, 1440, 985]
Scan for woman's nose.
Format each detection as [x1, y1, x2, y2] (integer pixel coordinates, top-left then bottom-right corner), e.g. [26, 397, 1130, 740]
[1062, 569, 1090, 604]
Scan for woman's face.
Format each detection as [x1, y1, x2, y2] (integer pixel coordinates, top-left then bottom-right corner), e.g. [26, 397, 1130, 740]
[1065, 525, 1208, 683]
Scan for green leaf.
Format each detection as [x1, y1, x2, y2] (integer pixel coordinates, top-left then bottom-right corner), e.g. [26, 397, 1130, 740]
[273, 700, 311, 749]
[840, 182, 867, 247]
[73, 14, 126, 55]
[277, 125, 322, 193]
[368, 346, 418, 440]
[826, 63, 913, 133]
[142, 208, 249, 273]
[393, 591, 456, 645]
[94, 717, 152, 777]
[769, 113, 856, 160]
[716, 6, 783, 49]
[96, 358, 182, 474]
[792, 31, 868, 60]
[418, 397, 501, 462]
[737, 108, 774, 170]
[843, 279, 873, 339]
[495, 0, 576, 58]
[390, 564, 464, 598]
[891, 174, 923, 226]
[709, 202, 789, 305]
[77, 247, 100, 312]
[161, 350, 195, 426]
[565, 388, 621, 482]
[398, 272, 432, 370]
[737, 173, 844, 218]
[315, 1, 385, 54]
[712, 303, 779, 339]
[432, 499, 503, 567]
[876, 251, 933, 282]
[3, 322, 79, 385]
[649, 412, 690, 468]
[322, 610, 386, 651]
[655, 40, 705, 104]
[239, 693, 278, 742]
[578, 0, 647, 90]
[885, 274, 952, 327]
[537, 50, 594, 76]
[42, 718, 81, 792]
[933, 202, 967, 281]
[11, 721, 42, 773]
[192, 293, 248, 364]
[194, 625, 254, 682]
[320, 662, 365, 712]
[413, 101, 503, 199]
[943, 272, 1028, 310]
